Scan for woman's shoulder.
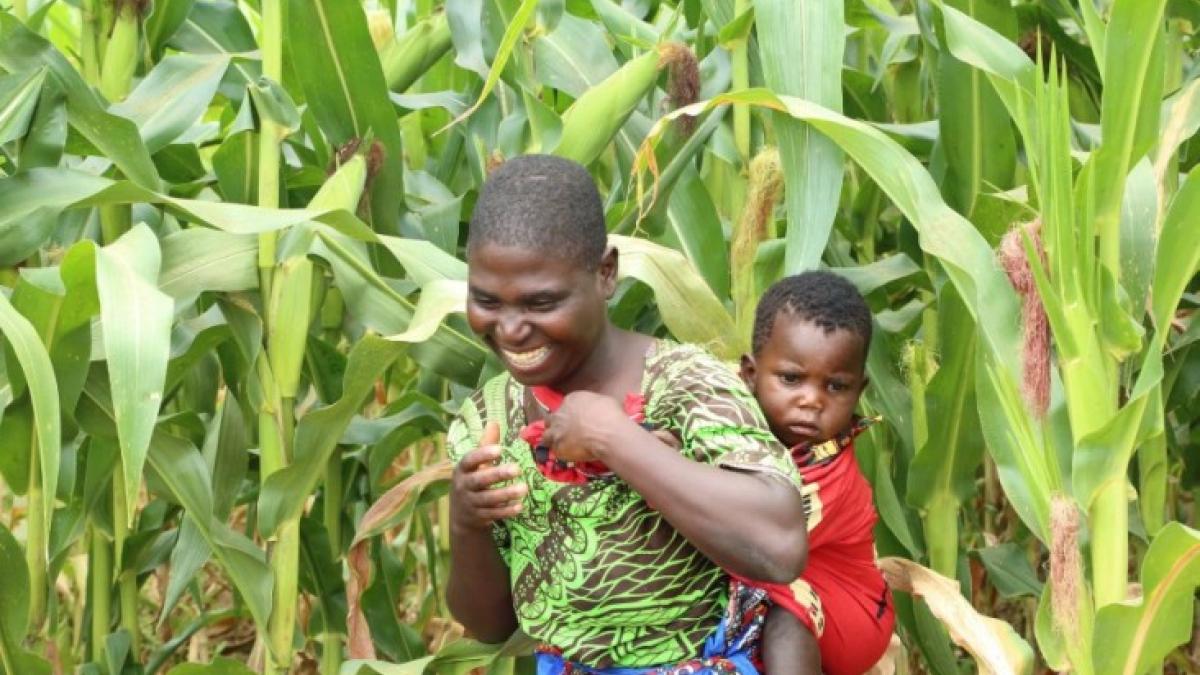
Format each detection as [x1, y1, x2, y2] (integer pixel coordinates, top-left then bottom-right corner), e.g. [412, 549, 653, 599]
[645, 338, 741, 385]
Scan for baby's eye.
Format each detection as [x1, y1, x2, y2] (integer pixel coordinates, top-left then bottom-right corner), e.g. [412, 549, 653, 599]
[779, 372, 801, 385]
[827, 380, 849, 393]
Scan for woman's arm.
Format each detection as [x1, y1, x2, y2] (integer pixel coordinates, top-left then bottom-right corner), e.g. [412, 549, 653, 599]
[544, 393, 807, 583]
[446, 524, 518, 642]
[445, 426, 522, 642]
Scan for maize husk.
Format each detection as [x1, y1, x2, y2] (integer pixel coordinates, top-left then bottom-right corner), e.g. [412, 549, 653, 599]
[268, 256, 315, 399]
[381, 13, 452, 93]
[552, 49, 661, 166]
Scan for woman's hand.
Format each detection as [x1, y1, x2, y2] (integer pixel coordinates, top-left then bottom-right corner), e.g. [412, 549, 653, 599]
[541, 391, 634, 463]
[450, 422, 527, 532]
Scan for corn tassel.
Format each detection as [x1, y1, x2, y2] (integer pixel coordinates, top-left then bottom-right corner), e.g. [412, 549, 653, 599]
[731, 147, 783, 342]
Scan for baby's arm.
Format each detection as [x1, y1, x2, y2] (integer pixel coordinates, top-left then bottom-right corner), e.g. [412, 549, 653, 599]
[763, 604, 822, 674]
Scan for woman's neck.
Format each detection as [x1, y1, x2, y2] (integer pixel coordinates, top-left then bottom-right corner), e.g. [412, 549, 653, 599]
[551, 326, 650, 398]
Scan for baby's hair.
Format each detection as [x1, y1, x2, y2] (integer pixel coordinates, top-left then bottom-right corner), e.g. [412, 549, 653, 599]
[467, 154, 606, 269]
[752, 271, 873, 356]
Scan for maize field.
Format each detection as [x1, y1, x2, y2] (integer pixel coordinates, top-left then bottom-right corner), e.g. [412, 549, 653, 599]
[0, 0, 1198, 672]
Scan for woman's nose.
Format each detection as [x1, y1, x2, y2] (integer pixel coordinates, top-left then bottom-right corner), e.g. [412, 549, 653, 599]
[496, 310, 530, 343]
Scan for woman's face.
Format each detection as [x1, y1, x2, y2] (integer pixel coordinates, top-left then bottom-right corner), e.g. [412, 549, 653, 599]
[466, 241, 615, 387]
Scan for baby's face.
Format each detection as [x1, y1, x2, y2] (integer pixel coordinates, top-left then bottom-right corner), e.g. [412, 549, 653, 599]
[740, 317, 867, 448]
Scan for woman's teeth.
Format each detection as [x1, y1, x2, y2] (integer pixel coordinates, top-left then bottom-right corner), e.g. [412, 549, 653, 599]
[503, 346, 550, 369]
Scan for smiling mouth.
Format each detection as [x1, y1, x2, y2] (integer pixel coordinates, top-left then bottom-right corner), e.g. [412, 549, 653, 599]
[501, 346, 551, 369]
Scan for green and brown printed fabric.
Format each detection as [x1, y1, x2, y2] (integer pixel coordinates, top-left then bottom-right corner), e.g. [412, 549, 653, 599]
[446, 340, 802, 668]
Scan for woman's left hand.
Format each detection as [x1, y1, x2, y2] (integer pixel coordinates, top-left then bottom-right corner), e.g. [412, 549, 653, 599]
[541, 391, 633, 463]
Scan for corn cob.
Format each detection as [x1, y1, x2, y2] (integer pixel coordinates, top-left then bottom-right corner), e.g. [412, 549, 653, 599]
[552, 42, 697, 167]
[381, 13, 452, 93]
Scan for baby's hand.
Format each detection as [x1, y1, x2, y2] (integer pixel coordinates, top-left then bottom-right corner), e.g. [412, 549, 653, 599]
[450, 422, 527, 532]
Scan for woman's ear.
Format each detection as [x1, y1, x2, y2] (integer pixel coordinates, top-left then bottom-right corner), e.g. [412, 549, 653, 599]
[598, 245, 618, 299]
[739, 354, 757, 393]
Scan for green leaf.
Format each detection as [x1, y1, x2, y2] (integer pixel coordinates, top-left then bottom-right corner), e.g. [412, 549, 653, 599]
[287, 0, 406, 231]
[650, 166, 730, 298]
[533, 13, 619, 97]
[0, 14, 161, 190]
[1150, 168, 1200, 347]
[1090, 0, 1168, 272]
[716, 6, 755, 48]
[610, 235, 742, 359]
[447, 0, 538, 128]
[757, 0, 845, 274]
[0, 292, 60, 563]
[907, 285, 983, 508]
[589, 0, 659, 47]
[0, 522, 30, 662]
[170, 0, 259, 54]
[109, 53, 229, 152]
[377, 235, 468, 285]
[95, 225, 174, 522]
[0, 67, 46, 145]
[935, 0, 1017, 219]
[166, 657, 256, 675]
[145, 0, 198, 58]
[143, 431, 274, 637]
[158, 228, 259, 302]
[976, 543, 1043, 598]
[383, 280, 467, 344]
[257, 335, 406, 536]
[0, 167, 376, 240]
[1093, 522, 1200, 675]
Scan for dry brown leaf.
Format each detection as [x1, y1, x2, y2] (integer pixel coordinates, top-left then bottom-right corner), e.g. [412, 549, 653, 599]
[346, 461, 454, 659]
[879, 557, 1034, 675]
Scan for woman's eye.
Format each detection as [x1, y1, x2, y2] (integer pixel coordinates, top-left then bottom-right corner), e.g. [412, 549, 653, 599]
[473, 297, 500, 309]
[528, 301, 558, 312]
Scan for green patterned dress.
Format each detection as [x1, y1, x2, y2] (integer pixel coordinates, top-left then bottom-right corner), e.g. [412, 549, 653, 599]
[447, 340, 802, 668]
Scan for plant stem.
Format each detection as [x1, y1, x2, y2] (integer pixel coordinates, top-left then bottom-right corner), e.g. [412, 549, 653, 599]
[113, 471, 140, 655]
[1090, 481, 1128, 607]
[90, 524, 112, 662]
[257, 0, 284, 301]
[924, 492, 959, 578]
[325, 454, 342, 557]
[80, 0, 102, 86]
[322, 453, 343, 675]
[730, 0, 751, 164]
[26, 439, 47, 633]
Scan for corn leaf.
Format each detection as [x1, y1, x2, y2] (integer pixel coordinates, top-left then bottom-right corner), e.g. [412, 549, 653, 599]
[0, 523, 50, 675]
[95, 225, 174, 522]
[756, 0, 844, 273]
[0, 14, 161, 190]
[287, 0, 406, 230]
[934, 0, 1017, 219]
[1093, 522, 1200, 675]
[158, 229, 259, 302]
[257, 335, 406, 537]
[610, 234, 741, 359]
[384, 280, 467, 344]
[880, 556, 1035, 674]
[0, 68, 45, 146]
[109, 53, 229, 153]
[1090, 0, 1167, 272]
[0, 167, 376, 240]
[0, 291, 60, 563]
